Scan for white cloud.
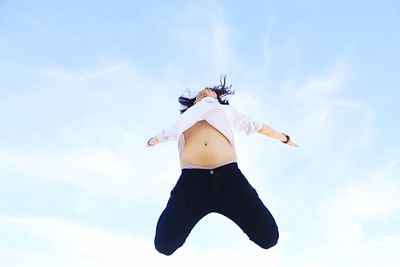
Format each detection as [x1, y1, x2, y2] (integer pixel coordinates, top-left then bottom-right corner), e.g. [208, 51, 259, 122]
[211, 19, 234, 72]
[310, 160, 400, 263]
[35, 64, 129, 82]
[296, 61, 350, 99]
[5, 213, 397, 267]
[0, 140, 180, 203]
[161, 1, 241, 76]
[278, 59, 376, 156]
[0, 62, 186, 203]
[240, 59, 400, 267]
[0, 215, 282, 267]
[291, 261, 332, 267]
[2, 2, 399, 267]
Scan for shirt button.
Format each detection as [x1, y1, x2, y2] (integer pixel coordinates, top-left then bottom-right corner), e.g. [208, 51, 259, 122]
[210, 170, 214, 174]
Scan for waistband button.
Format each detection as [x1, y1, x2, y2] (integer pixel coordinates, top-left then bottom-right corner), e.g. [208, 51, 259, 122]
[210, 170, 214, 174]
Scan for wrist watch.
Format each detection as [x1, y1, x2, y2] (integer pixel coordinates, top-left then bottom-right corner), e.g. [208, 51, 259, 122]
[147, 138, 154, 146]
[281, 133, 290, 144]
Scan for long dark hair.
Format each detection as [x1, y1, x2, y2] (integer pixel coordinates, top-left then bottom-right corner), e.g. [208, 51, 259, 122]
[178, 75, 235, 114]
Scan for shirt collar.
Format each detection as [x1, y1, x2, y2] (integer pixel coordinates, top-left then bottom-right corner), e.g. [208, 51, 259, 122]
[200, 96, 218, 103]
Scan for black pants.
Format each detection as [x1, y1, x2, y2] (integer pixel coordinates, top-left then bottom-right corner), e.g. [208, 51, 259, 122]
[154, 162, 279, 256]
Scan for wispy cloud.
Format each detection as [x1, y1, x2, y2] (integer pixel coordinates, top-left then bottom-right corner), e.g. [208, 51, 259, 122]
[0, 215, 281, 267]
[280, 59, 375, 151]
[296, 61, 350, 99]
[309, 160, 400, 265]
[35, 64, 129, 82]
[0, 128, 181, 203]
[0, 62, 186, 204]
[1, 2, 399, 267]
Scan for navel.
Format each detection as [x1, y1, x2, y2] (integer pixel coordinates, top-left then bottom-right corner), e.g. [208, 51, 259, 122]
[204, 142, 208, 146]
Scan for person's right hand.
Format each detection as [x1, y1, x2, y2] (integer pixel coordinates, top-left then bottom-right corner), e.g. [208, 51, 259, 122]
[146, 137, 160, 147]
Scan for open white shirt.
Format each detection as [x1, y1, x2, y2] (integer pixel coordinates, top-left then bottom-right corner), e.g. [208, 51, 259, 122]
[155, 96, 263, 167]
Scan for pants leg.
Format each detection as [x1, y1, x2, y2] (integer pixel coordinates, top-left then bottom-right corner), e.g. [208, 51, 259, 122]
[215, 166, 279, 249]
[154, 163, 279, 255]
[154, 171, 211, 255]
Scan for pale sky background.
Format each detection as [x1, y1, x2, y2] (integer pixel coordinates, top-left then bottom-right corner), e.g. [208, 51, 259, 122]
[1, 1, 399, 266]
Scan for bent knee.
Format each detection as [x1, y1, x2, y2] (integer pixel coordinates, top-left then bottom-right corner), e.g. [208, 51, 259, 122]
[259, 236, 278, 249]
[154, 237, 180, 256]
[155, 246, 175, 256]
[256, 229, 279, 249]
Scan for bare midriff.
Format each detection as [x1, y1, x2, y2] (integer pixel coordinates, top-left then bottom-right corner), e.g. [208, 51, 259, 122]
[180, 120, 238, 169]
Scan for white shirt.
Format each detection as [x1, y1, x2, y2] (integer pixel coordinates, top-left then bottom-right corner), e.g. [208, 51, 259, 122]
[155, 96, 263, 167]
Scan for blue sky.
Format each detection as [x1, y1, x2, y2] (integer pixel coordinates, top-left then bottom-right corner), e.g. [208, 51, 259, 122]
[1, 1, 399, 266]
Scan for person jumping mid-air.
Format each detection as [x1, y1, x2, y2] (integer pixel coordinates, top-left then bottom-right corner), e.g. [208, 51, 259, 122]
[146, 76, 299, 256]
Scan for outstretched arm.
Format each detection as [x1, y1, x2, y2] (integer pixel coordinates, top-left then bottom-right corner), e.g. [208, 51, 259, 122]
[146, 121, 178, 148]
[258, 124, 299, 147]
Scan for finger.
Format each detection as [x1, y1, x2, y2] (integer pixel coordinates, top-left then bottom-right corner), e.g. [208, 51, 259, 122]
[289, 142, 298, 147]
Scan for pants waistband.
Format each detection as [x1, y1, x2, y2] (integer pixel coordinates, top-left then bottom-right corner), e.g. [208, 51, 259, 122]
[181, 159, 238, 170]
[181, 162, 238, 175]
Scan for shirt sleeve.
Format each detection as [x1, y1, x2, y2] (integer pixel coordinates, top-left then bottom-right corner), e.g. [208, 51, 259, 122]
[230, 107, 263, 135]
[155, 121, 178, 142]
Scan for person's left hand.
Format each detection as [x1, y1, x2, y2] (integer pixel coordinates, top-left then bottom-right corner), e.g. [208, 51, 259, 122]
[287, 139, 299, 147]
